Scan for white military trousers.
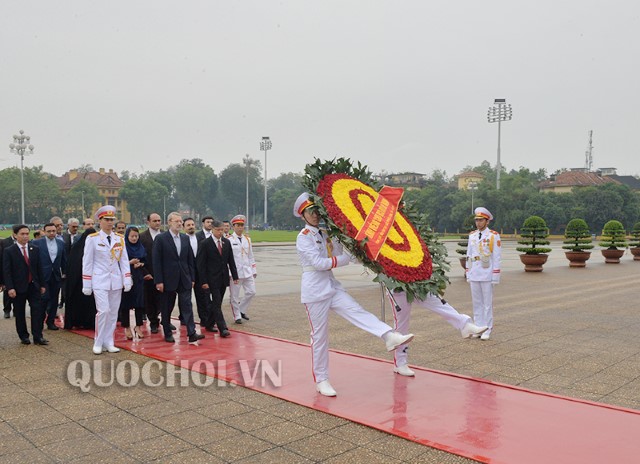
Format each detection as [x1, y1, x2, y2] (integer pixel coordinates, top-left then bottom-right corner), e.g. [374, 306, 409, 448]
[229, 277, 256, 321]
[469, 281, 493, 336]
[93, 289, 123, 349]
[304, 289, 392, 383]
[391, 291, 471, 367]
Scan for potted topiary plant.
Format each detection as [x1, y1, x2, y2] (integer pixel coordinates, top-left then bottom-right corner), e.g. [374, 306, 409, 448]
[516, 215, 552, 272]
[562, 218, 594, 267]
[628, 222, 640, 261]
[455, 215, 475, 271]
[599, 220, 627, 263]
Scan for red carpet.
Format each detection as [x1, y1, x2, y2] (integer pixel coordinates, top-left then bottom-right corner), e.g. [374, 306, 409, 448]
[72, 323, 640, 463]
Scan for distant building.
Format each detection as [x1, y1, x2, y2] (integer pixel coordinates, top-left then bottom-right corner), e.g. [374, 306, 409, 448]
[58, 168, 131, 222]
[378, 172, 426, 189]
[456, 171, 485, 190]
[605, 174, 640, 192]
[539, 169, 617, 193]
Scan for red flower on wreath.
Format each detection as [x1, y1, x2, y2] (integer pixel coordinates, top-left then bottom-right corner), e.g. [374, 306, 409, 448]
[317, 173, 432, 282]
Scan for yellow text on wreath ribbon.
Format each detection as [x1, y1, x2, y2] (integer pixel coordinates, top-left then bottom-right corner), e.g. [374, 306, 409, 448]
[331, 179, 425, 268]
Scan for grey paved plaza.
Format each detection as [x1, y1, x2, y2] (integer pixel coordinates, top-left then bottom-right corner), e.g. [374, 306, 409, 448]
[1, 240, 639, 463]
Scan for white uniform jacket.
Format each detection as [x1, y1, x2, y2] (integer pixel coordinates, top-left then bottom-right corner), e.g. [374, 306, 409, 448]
[296, 225, 350, 304]
[228, 232, 256, 279]
[82, 230, 132, 291]
[466, 228, 501, 283]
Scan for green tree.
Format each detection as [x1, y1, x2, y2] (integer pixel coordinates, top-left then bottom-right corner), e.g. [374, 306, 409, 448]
[173, 159, 218, 217]
[120, 178, 169, 224]
[218, 162, 262, 215]
[66, 180, 102, 219]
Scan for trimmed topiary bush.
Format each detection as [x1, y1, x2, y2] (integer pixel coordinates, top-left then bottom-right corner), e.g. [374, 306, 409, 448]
[455, 215, 476, 257]
[516, 215, 552, 255]
[629, 222, 640, 248]
[599, 220, 627, 250]
[562, 218, 594, 252]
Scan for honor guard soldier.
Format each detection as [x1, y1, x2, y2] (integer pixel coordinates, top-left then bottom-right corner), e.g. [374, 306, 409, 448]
[466, 206, 501, 340]
[82, 205, 132, 354]
[294, 192, 415, 397]
[228, 215, 257, 324]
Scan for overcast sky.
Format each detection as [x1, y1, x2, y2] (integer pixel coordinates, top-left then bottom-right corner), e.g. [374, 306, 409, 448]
[2, 1, 639, 181]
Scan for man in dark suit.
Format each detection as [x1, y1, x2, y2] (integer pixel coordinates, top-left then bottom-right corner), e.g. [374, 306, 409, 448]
[195, 216, 214, 242]
[1, 230, 17, 318]
[197, 219, 239, 338]
[34, 223, 66, 330]
[152, 212, 203, 344]
[2, 224, 47, 345]
[60, 218, 80, 310]
[139, 212, 163, 333]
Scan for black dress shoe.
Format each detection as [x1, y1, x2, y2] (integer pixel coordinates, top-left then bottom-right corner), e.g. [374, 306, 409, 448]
[165, 335, 175, 343]
[220, 330, 231, 338]
[241, 313, 250, 321]
[170, 324, 177, 331]
[3, 310, 10, 319]
[47, 325, 59, 331]
[188, 333, 205, 343]
[20, 338, 31, 345]
[205, 326, 218, 333]
[150, 325, 159, 334]
[34, 338, 49, 345]
[234, 319, 242, 324]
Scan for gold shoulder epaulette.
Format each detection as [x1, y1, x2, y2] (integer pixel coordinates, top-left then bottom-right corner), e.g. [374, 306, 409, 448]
[89, 232, 99, 237]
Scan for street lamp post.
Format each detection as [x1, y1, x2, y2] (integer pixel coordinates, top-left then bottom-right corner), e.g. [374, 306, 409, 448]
[487, 99, 513, 190]
[468, 181, 478, 214]
[243, 154, 253, 230]
[260, 136, 272, 228]
[9, 130, 35, 224]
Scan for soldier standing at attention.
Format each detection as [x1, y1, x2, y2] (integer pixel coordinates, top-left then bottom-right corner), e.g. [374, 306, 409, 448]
[294, 192, 415, 397]
[82, 206, 132, 354]
[466, 206, 501, 340]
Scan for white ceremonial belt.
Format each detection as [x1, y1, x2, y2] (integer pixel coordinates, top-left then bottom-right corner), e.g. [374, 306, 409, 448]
[466, 256, 481, 261]
[302, 266, 320, 273]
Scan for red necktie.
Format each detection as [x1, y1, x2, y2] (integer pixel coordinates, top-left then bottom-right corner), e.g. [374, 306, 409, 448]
[217, 240, 223, 255]
[22, 246, 32, 282]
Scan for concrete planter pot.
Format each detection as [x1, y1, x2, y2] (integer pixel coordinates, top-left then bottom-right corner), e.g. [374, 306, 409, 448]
[601, 248, 625, 263]
[519, 254, 548, 272]
[630, 247, 640, 261]
[564, 251, 591, 268]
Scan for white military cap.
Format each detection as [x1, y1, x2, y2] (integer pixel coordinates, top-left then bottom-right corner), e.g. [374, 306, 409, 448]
[231, 214, 246, 225]
[95, 205, 117, 221]
[293, 192, 315, 218]
[474, 207, 493, 221]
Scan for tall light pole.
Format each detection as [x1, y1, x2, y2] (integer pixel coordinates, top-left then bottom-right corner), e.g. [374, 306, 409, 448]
[242, 154, 253, 230]
[487, 99, 513, 190]
[260, 136, 272, 228]
[468, 181, 478, 214]
[9, 130, 35, 224]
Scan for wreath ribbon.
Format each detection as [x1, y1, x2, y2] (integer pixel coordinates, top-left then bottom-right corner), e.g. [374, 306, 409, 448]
[354, 185, 404, 260]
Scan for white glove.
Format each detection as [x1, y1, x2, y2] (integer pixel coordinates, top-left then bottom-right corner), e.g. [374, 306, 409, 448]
[124, 285, 132, 292]
[82, 288, 92, 296]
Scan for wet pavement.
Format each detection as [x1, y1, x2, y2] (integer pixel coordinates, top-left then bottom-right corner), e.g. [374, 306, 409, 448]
[1, 239, 639, 463]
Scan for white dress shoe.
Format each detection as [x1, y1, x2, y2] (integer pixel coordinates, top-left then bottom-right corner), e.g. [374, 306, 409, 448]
[480, 332, 491, 341]
[461, 322, 488, 339]
[393, 364, 415, 377]
[384, 332, 415, 352]
[92, 346, 103, 355]
[104, 345, 121, 353]
[315, 380, 337, 397]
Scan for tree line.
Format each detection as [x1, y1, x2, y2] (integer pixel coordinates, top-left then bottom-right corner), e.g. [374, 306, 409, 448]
[1, 158, 638, 235]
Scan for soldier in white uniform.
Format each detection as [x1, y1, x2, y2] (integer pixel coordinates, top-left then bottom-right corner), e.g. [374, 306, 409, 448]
[465, 207, 501, 340]
[294, 192, 415, 397]
[82, 205, 132, 354]
[227, 215, 257, 324]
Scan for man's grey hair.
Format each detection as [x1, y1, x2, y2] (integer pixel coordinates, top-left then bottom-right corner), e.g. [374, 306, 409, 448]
[167, 211, 182, 223]
[212, 219, 223, 228]
[50, 216, 62, 223]
[67, 218, 80, 226]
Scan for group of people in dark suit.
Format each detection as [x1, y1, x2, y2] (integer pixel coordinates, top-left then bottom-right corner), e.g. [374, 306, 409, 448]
[1, 209, 241, 348]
